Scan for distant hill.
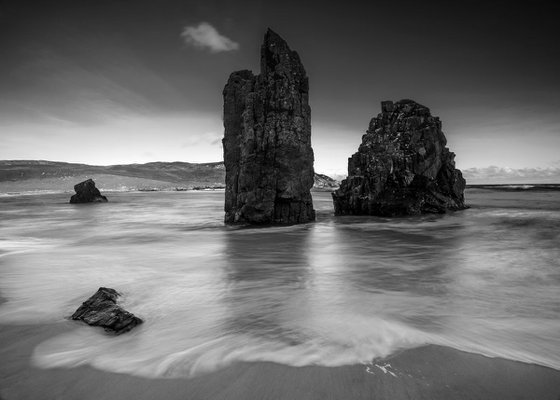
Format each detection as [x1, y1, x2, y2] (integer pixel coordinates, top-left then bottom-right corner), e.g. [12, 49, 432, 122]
[313, 173, 340, 190]
[0, 160, 339, 193]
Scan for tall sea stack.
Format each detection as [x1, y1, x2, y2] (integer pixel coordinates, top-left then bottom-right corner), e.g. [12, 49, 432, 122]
[222, 29, 315, 224]
[332, 100, 467, 216]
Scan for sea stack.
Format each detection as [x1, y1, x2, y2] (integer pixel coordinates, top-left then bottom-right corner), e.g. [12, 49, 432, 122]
[332, 100, 467, 216]
[222, 29, 315, 224]
[69, 178, 108, 203]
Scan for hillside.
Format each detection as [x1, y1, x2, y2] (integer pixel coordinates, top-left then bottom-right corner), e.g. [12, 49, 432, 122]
[0, 160, 339, 193]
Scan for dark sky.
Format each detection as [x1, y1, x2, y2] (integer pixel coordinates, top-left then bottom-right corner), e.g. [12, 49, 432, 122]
[1, 0, 559, 180]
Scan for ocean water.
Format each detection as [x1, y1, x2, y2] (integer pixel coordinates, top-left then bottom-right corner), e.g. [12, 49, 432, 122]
[0, 189, 559, 378]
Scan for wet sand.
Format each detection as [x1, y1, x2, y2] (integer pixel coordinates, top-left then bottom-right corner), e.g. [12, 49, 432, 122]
[1, 322, 559, 400]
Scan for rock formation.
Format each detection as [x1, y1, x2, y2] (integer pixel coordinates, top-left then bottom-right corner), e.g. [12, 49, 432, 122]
[222, 29, 315, 224]
[71, 287, 142, 334]
[314, 173, 340, 190]
[332, 100, 467, 216]
[69, 178, 108, 203]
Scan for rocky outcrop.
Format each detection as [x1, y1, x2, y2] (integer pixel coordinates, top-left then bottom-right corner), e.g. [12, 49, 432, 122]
[314, 173, 339, 190]
[222, 29, 315, 224]
[69, 179, 108, 203]
[71, 287, 142, 334]
[332, 100, 467, 216]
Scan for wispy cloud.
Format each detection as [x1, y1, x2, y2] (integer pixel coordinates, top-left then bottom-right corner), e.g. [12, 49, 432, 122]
[181, 22, 239, 53]
[180, 131, 222, 148]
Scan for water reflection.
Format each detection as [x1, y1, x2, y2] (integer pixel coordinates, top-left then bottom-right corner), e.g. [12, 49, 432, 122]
[222, 226, 313, 345]
[1, 191, 559, 375]
[310, 216, 470, 303]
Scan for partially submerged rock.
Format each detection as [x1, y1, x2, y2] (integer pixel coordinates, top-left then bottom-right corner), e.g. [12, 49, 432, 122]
[71, 287, 142, 334]
[332, 100, 467, 216]
[222, 29, 315, 224]
[69, 178, 108, 203]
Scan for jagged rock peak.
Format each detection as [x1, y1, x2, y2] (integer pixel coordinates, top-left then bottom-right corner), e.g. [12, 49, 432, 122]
[332, 99, 467, 216]
[260, 29, 306, 79]
[263, 28, 289, 53]
[222, 29, 315, 224]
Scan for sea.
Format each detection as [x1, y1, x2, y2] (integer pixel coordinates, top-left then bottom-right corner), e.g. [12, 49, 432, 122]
[0, 187, 559, 378]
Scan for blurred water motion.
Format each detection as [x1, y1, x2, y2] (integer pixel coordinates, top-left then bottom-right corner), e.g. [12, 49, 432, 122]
[0, 189, 559, 377]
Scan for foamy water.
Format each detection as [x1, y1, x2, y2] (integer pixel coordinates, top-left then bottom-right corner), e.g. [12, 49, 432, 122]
[0, 189, 559, 377]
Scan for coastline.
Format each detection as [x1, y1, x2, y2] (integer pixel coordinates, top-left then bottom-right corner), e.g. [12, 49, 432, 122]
[1, 322, 559, 400]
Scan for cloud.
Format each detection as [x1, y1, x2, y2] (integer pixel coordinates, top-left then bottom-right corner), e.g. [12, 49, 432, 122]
[181, 22, 239, 53]
[463, 166, 560, 184]
[180, 131, 222, 148]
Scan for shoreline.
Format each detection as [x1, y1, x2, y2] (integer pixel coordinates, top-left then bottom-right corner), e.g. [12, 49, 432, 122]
[0, 188, 226, 196]
[1, 322, 559, 400]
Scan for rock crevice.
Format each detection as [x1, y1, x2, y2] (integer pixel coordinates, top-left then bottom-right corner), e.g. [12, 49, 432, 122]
[332, 100, 467, 216]
[223, 29, 315, 224]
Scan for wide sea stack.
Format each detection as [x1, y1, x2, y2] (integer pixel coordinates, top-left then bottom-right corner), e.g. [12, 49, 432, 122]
[332, 100, 467, 216]
[222, 29, 315, 224]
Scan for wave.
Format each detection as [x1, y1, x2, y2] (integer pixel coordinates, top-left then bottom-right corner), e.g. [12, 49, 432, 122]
[32, 315, 429, 378]
[30, 312, 560, 378]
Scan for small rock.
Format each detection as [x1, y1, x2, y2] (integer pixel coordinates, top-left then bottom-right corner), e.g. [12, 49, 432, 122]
[71, 287, 142, 334]
[69, 179, 108, 203]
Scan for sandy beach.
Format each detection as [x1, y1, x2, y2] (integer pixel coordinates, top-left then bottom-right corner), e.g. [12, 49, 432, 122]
[1, 322, 559, 400]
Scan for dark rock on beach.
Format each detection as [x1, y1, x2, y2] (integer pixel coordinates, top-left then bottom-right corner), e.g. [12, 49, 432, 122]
[71, 287, 142, 334]
[69, 178, 108, 203]
[332, 100, 467, 216]
[222, 29, 315, 224]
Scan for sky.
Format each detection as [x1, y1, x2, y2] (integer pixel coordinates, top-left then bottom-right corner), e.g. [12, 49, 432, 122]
[1, 0, 559, 183]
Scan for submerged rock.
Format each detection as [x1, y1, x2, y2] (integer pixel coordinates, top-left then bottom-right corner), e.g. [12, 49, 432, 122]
[332, 100, 467, 216]
[71, 287, 142, 334]
[222, 29, 315, 224]
[69, 179, 108, 203]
